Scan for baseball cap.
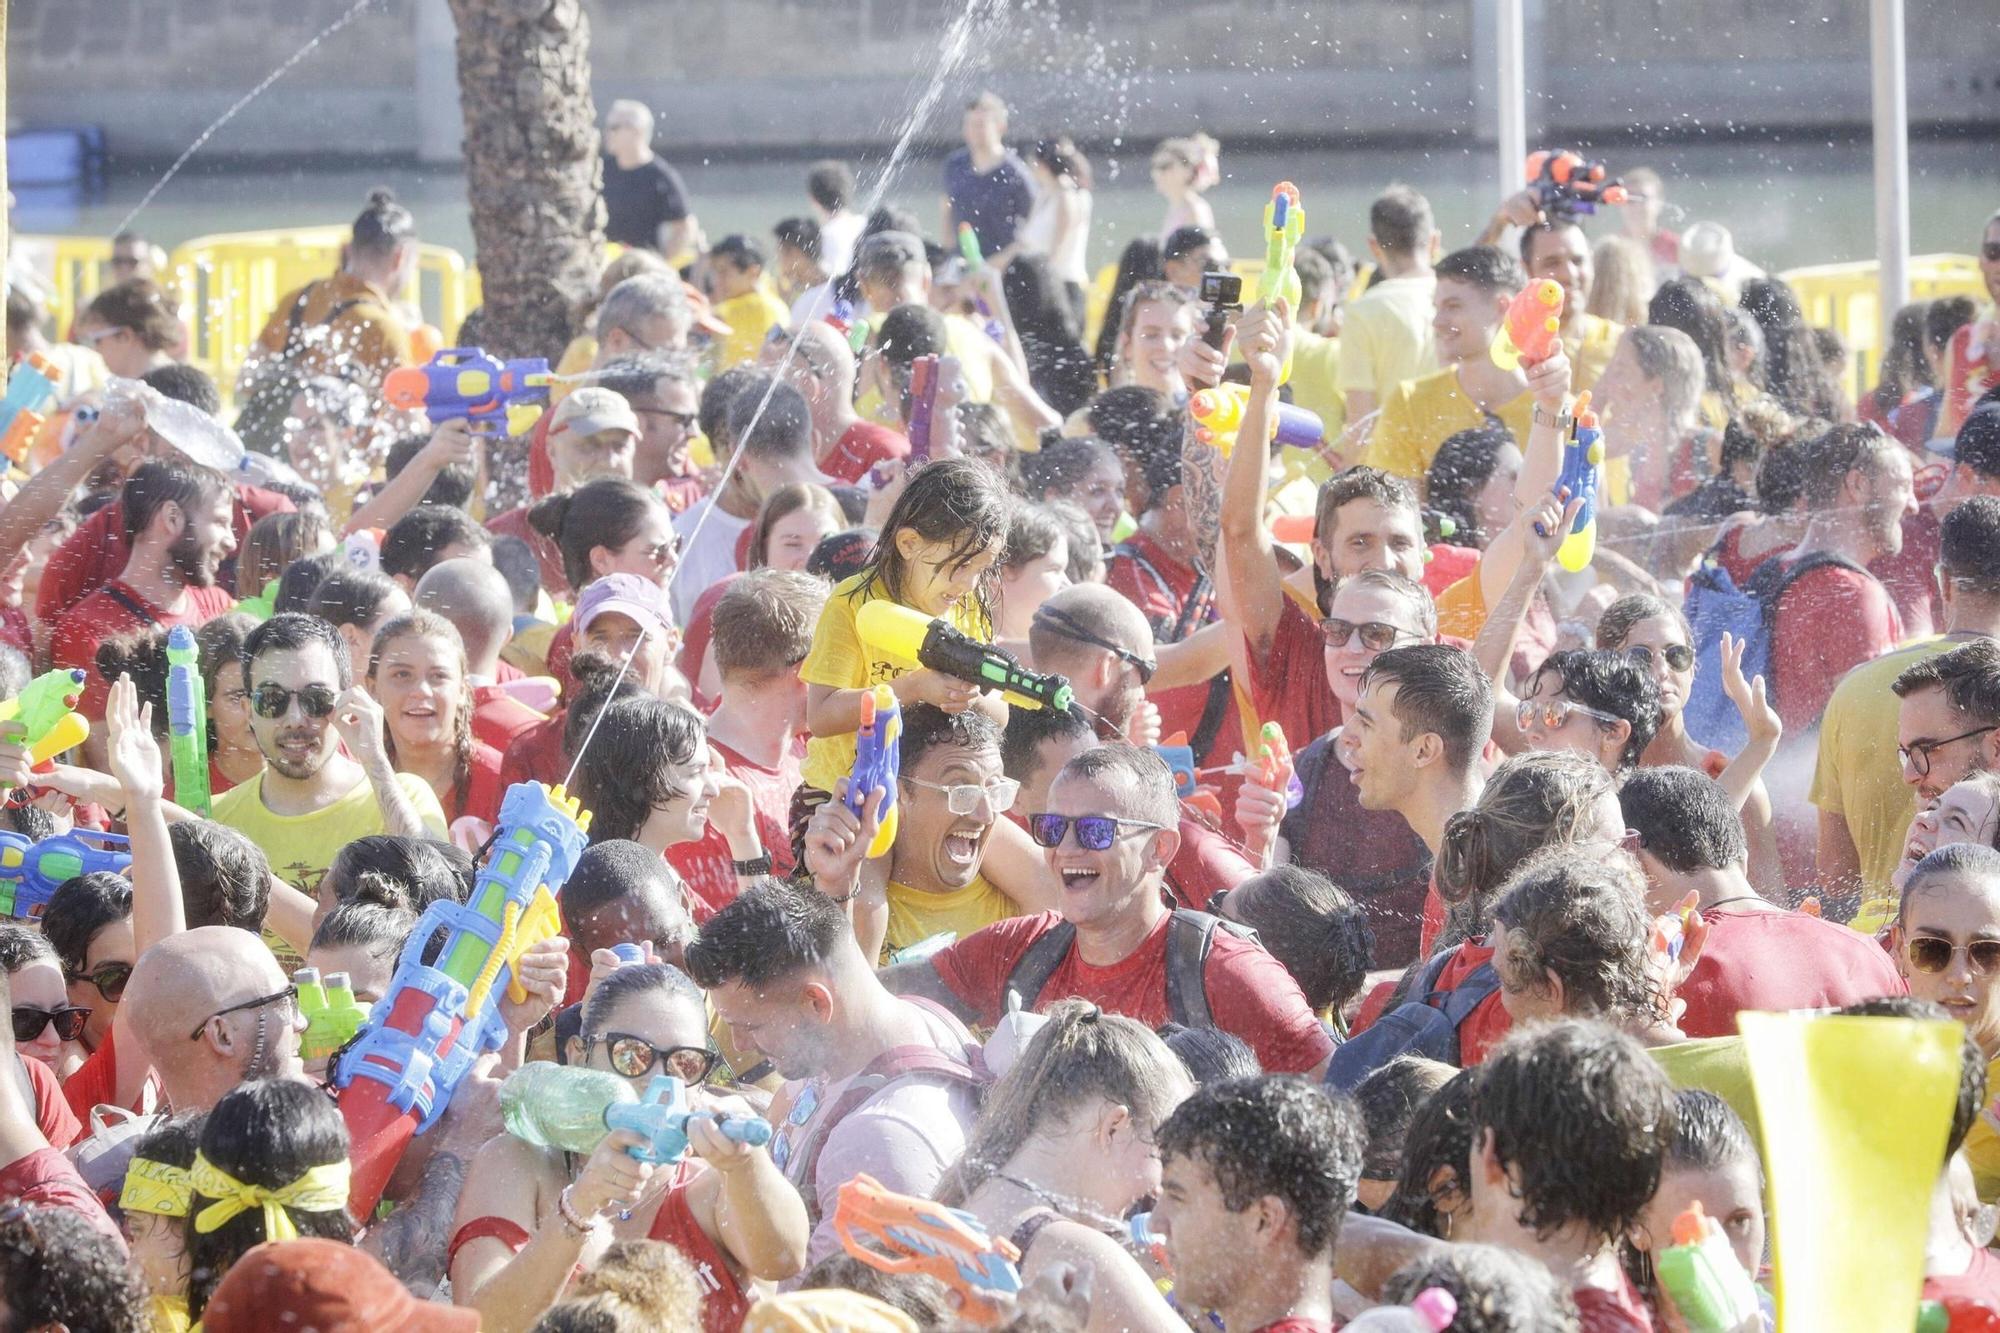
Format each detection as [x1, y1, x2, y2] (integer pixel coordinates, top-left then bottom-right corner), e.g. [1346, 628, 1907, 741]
[201, 1238, 479, 1333]
[551, 386, 641, 440]
[575, 572, 674, 641]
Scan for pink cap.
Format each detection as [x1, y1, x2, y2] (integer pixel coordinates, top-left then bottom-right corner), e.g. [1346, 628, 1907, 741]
[574, 571, 673, 641]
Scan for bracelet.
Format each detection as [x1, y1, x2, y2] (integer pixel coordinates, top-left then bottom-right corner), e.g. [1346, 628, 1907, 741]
[556, 1183, 601, 1238]
[1532, 405, 1574, 430]
[732, 854, 774, 877]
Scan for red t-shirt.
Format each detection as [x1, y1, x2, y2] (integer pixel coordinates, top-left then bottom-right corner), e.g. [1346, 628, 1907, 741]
[487, 504, 570, 601]
[676, 575, 740, 714]
[930, 910, 1335, 1074]
[1106, 532, 1243, 767]
[36, 483, 292, 621]
[1572, 1277, 1655, 1332]
[453, 741, 508, 825]
[1676, 905, 1907, 1040]
[1924, 1244, 2000, 1307]
[51, 579, 238, 720]
[1428, 939, 1511, 1066]
[1165, 815, 1257, 912]
[471, 682, 547, 755]
[648, 1160, 754, 1333]
[23, 1055, 81, 1150]
[663, 737, 804, 922]
[1705, 526, 1794, 591]
[59, 1026, 156, 1122]
[0, 1146, 123, 1247]
[500, 712, 569, 790]
[1771, 562, 1903, 734]
[822, 420, 910, 486]
[1245, 597, 1344, 762]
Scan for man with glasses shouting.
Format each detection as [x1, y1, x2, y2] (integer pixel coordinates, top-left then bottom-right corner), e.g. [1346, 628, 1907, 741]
[884, 744, 1333, 1076]
[212, 613, 445, 897]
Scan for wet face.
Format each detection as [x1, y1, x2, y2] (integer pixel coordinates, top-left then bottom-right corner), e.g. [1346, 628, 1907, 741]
[1525, 224, 1593, 312]
[582, 610, 669, 688]
[1432, 277, 1508, 365]
[1154, 1153, 1258, 1313]
[1897, 872, 2000, 1058]
[206, 661, 253, 761]
[1520, 672, 1626, 774]
[1347, 677, 1420, 813]
[1124, 299, 1195, 395]
[68, 914, 134, 1050]
[8, 955, 77, 1067]
[1897, 685, 1996, 803]
[1051, 458, 1126, 542]
[1321, 582, 1430, 714]
[573, 989, 712, 1099]
[1318, 498, 1425, 582]
[764, 506, 840, 573]
[1640, 1160, 1766, 1279]
[639, 740, 720, 851]
[166, 489, 238, 589]
[1042, 769, 1171, 930]
[1901, 779, 2000, 876]
[898, 740, 1008, 892]
[554, 427, 637, 489]
[898, 532, 1002, 619]
[370, 631, 465, 753]
[709, 975, 832, 1081]
[1613, 614, 1695, 719]
[592, 506, 679, 586]
[246, 643, 344, 781]
[629, 379, 700, 486]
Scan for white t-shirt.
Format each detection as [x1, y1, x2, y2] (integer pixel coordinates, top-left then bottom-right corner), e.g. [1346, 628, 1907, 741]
[670, 496, 753, 626]
[789, 281, 838, 334]
[819, 212, 865, 276]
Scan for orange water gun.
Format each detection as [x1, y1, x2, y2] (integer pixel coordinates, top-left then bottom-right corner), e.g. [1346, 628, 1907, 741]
[1492, 279, 1565, 371]
[835, 1173, 1022, 1324]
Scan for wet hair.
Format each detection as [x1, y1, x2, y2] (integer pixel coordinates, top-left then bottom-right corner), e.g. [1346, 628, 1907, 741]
[712, 568, 825, 679]
[1490, 848, 1659, 1021]
[386, 432, 476, 510]
[39, 872, 133, 978]
[1221, 867, 1372, 1013]
[729, 378, 813, 463]
[552, 1238, 706, 1332]
[272, 553, 340, 615]
[380, 504, 490, 583]
[998, 703, 1096, 787]
[237, 511, 331, 601]
[685, 879, 853, 989]
[937, 1001, 1188, 1204]
[1381, 1244, 1580, 1333]
[560, 655, 651, 763]
[578, 965, 707, 1056]
[0, 923, 56, 973]
[1741, 278, 1845, 421]
[1158, 1022, 1261, 1086]
[1370, 185, 1434, 256]
[1003, 502, 1071, 577]
[93, 627, 172, 739]
[1621, 766, 1747, 872]
[1379, 1068, 1478, 1237]
[1592, 593, 1692, 655]
[142, 363, 222, 416]
[168, 821, 271, 932]
[1875, 301, 1936, 407]
[899, 702, 1002, 778]
[573, 697, 706, 845]
[186, 1082, 354, 1321]
[368, 610, 476, 818]
[528, 477, 666, 593]
[697, 366, 767, 454]
[1797, 421, 1898, 510]
[806, 159, 856, 213]
[1357, 643, 1491, 773]
[560, 840, 695, 957]
[1892, 635, 2000, 724]
[1424, 427, 1517, 549]
[1837, 996, 1986, 1158]
[1435, 750, 1616, 943]
[857, 457, 1013, 634]
[0, 1204, 149, 1333]
[1093, 238, 1167, 373]
[1649, 277, 1739, 410]
[309, 900, 415, 975]
[1940, 494, 2000, 600]
[1058, 743, 1179, 831]
[350, 187, 416, 258]
[1157, 1076, 1366, 1259]
[243, 610, 351, 688]
[122, 459, 227, 545]
[1526, 649, 1661, 775]
[84, 277, 182, 351]
[1024, 437, 1122, 515]
[1666, 1089, 1759, 1178]
[1903, 841, 2000, 909]
[1353, 1056, 1456, 1185]
[1311, 467, 1420, 613]
[1047, 501, 1103, 586]
[321, 836, 470, 916]
[1433, 246, 1525, 298]
[306, 567, 402, 635]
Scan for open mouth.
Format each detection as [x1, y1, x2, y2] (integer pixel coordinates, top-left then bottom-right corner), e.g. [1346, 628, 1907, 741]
[1058, 865, 1100, 889]
[944, 826, 986, 866]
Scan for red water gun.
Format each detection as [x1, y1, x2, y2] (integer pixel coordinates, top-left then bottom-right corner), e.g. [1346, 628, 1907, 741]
[1492, 279, 1565, 371]
[834, 1173, 1022, 1324]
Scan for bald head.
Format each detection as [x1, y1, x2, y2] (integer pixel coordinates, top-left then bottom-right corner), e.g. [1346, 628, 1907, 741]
[415, 556, 516, 674]
[787, 319, 858, 410]
[1029, 584, 1158, 729]
[125, 926, 302, 1111]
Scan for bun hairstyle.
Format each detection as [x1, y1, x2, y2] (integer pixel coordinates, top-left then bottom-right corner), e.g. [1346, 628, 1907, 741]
[1434, 751, 1615, 948]
[351, 188, 416, 257]
[527, 478, 661, 592]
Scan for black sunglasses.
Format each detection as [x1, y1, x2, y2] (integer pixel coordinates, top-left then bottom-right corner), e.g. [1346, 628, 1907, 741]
[1031, 607, 1156, 684]
[252, 683, 338, 720]
[1625, 643, 1695, 673]
[13, 1005, 91, 1044]
[65, 960, 132, 1002]
[585, 1031, 719, 1084]
[1319, 618, 1414, 652]
[188, 985, 299, 1041]
[1027, 813, 1170, 851]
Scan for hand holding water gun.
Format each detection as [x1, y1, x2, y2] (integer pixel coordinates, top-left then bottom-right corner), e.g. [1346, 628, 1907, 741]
[0, 669, 90, 788]
[847, 685, 902, 858]
[1492, 279, 1565, 371]
[383, 347, 553, 435]
[604, 1074, 773, 1165]
[165, 626, 212, 817]
[296, 968, 371, 1065]
[1189, 382, 1324, 458]
[856, 601, 1074, 713]
[0, 829, 132, 919]
[1552, 390, 1602, 572]
[835, 1172, 1023, 1325]
[1, 352, 61, 464]
[1655, 1202, 1762, 1333]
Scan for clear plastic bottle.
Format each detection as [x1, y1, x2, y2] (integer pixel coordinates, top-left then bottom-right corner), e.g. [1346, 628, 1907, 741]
[499, 1062, 637, 1154]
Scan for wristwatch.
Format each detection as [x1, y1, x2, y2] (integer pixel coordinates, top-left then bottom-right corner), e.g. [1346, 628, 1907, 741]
[732, 854, 774, 877]
[1532, 404, 1574, 430]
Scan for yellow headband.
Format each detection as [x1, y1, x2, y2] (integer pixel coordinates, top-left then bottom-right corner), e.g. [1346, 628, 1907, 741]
[119, 1156, 193, 1220]
[189, 1152, 351, 1241]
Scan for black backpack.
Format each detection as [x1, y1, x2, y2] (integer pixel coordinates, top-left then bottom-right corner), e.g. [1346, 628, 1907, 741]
[1002, 909, 1252, 1028]
[1323, 948, 1499, 1091]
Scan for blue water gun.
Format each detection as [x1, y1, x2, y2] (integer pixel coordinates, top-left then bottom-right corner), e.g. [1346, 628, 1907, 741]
[0, 830, 132, 919]
[847, 684, 902, 859]
[605, 1074, 773, 1166]
[383, 348, 553, 435]
[1552, 391, 1602, 572]
[1, 353, 61, 464]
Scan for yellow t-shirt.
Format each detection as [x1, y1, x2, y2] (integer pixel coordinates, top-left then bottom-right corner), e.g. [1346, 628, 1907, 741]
[551, 334, 597, 406]
[713, 289, 792, 371]
[1568, 312, 1624, 394]
[942, 313, 998, 404]
[799, 573, 991, 793]
[1809, 636, 1952, 893]
[881, 874, 1019, 966]
[1287, 329, 1347, 447]
[1649, 1035, 1762, 1147]
[1336, 273, 1437, 403]
[1964, 1056, 2000, 1203]
[1362, 367, 1535, 482]
[212, 769, 449, 896]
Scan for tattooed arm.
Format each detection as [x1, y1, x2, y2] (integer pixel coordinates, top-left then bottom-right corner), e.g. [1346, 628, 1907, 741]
[362, 1148, 469, 1298]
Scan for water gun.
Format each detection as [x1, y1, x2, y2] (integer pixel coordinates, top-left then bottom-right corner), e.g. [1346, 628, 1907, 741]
[957, 222, 984, 270]
[848, 685, 902, 859]
[828, 298, 869, 357]
[1252, 182, 1305, 384]
[1649, 889, 1702, 965]
[1, 353, 61, 464]
[1189, 382, 1324, 457]
[1655, 1202, 1761, 1333]
[383, 348, 553, 435]
[1491, 279, 1565, 371]
[1155, 740, 1198, 798]
[0, 829, 132, 919]
[1127, 1211, 1170, 1271]
[164, 626, 212, 818]
[1918, 1297, 2000, 1333]
[906, 354, 939, 462]
[605, 1074, 773, 1165]
[334, 781, 590, 1215]
[295, 968, 370, 1064]
[834, 1173, 1022, 1324]
[855, 600, 1073, 713]
[0, 669, 91, 785]
[1553, 390, 1602, 573]
[1255, 721, 1299, 809]
[1525, 149, 1629, 221]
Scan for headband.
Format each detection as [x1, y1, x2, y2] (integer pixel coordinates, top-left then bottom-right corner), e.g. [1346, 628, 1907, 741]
[190, 1152, 351, 1241]
[119, 1156, 193, 1220]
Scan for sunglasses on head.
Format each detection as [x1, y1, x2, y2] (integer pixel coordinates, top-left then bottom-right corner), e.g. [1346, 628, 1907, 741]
[1907, 934, 2000, 976]
[1031, 607, 1157, 684]
[1027, 813, 1169, 851]
[1625, 643, 1694, 673]
[1319, 618, 1413, 652]
[586, 1032, 720, 1083]
[66, 960, 132, 1002]
[252, 683, 338, 720]
[13, 1005, 91, 1044]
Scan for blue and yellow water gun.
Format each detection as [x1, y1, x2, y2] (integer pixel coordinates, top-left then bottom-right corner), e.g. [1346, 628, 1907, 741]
[1, 353, 61, 464]
[1553, 391, 1602, 572]
[848, 685, 902, 859]
[606, 1074, 773, 1165]
[0, 830, 132, 919]
[383, 348, 553, 435]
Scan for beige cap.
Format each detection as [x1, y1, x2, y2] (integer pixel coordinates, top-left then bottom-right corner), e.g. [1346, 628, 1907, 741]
[550, 386, 640, 439]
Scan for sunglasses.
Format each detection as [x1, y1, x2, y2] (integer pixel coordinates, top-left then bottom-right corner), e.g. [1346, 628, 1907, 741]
[66, 960, 133, 1002]
[1900, 725, 1999, 778]
[586, 1032, 719, 1083]
[1027, 813, 1170, 851]
[1625, 643, 1695, 673]
[188, 985, 299, 1041]
[13, 1005, 91, 1044]
[1907, 934, 2000, 976]
[252, 683, 338, 720]
[1984, 242, 2000, 263]
[636, 406, 699, 432]
[1516, 698, 1625, 732]
[903, 774, 1019, 817]
[1319, 618, 1415, 652]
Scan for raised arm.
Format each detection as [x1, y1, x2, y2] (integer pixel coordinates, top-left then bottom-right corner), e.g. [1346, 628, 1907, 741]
[0, 397, 140, 569]
[343, 420, 478, 537]
[1211, 301, 1295, 660]
[1476, 351, 1574, 614]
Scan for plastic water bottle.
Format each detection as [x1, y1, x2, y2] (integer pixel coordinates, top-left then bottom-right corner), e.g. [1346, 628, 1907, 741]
[499, 1062, 637, 1153]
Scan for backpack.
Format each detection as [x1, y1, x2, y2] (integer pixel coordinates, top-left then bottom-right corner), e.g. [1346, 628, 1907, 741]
[1323, 949, 1499, 1091]
[1002, 909, 1253, 1029]
[1681, 550, 1871, 754]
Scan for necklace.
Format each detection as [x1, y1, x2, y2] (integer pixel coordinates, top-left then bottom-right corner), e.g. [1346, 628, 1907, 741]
[993, 1171, 1073, 1217]
[1704, 894, 1767, 911]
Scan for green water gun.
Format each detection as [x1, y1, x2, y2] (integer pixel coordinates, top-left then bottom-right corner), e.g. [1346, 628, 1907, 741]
[0, 669, 90, 785]
[296, 967, 370, 1064]
[165, 626, 211, 817]
[1252, 181, 1306, 384]
[237, 576, 280, 623]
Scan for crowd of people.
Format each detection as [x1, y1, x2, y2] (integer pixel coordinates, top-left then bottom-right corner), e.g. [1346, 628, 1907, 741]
[1, 83, 1999, 1333]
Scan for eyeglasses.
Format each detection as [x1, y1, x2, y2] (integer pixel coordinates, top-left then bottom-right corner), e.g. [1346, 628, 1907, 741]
[252, 683, 339, 720]
[1624, 643, 1695, 673]
[1900, 725, 2000, 777]
[903, 774, 1019, 816]
[636, 406, 699, 433]
[1031, 607, 1156, 684]
[12, 1005, 91, 1044]
[1027, 813, 1170, 851]
[65, 960, 133, 1002]
[188, 985, 299, 1041]
[1319, 618, 1417, 652]
[1516, 698, 1625, 732]
[1907, 934, 2000, 976]
[585, 1032, 720, 1083]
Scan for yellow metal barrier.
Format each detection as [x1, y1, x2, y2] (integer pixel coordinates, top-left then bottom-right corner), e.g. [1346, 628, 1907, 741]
[1779, 253, 1986, 397]
[12, 234, 117, 336]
